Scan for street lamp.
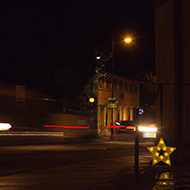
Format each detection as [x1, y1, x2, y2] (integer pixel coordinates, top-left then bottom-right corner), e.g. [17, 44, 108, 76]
[110, 37, 132, 139]
[125, 38, 132, 43]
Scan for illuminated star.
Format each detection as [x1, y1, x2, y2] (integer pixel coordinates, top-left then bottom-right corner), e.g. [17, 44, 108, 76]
[147, 137, 176, 166]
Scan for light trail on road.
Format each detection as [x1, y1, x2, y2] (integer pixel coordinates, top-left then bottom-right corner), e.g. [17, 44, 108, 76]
[0, 132, 63, 136]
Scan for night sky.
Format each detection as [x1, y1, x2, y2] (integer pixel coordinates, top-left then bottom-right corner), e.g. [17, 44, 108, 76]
[0, 0, 155, 95]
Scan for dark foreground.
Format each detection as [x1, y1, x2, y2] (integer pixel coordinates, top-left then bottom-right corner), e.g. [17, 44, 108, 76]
[0, 130, 189, 189]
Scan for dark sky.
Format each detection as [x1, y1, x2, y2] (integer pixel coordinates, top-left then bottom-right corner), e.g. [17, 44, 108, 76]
[0, 0, 155, 87]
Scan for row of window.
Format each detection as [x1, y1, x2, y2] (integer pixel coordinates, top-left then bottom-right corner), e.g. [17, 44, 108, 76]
[99, 77, 139, 93]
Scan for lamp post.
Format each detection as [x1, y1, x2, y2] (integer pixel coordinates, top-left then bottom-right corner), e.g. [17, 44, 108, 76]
[110, 37, 132, 139]
[110, 38, 115, 140]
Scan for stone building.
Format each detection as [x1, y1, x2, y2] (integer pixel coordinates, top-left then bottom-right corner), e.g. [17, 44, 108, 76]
[154, 0, 190, 162]
[97, 74, 140, 134]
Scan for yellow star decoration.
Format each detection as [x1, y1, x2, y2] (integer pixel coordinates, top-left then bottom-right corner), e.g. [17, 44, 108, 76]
[147, 137, 176, 166]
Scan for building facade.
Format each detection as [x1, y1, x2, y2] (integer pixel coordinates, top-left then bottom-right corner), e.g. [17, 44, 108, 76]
[154, 0, 190, 162]
[97, 74, 140, 134]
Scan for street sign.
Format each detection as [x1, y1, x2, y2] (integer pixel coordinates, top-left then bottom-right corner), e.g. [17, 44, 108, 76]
[139, 109, 144, 115]
[108, 97, 116, 101]
[108, 100, 118, 104]
[114, 100, 118, 104]
[105, 103, 117, 108]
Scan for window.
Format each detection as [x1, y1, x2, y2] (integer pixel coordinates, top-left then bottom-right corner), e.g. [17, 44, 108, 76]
[125, 81, 129, 91]
[135, 83, 138, 93]
[130, 81, 134, 92]
[113, 78, 118, 89]
[119, 93, 124, 100]
[119, 80, 124, 90]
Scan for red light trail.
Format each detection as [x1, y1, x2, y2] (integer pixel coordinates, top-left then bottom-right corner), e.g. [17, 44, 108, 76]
[43, 125, 89, 129]
[106, 125, 135, 130]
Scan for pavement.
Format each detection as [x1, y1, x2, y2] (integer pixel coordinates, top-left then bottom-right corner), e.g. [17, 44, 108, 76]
[113, 163, 190, 190]
[98, 133, 190, 190]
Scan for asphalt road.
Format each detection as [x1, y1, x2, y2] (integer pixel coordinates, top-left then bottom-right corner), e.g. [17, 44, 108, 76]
[0, 138, 154, 189]
[0, 129, 156, 189]
[0, 142, 149, 172]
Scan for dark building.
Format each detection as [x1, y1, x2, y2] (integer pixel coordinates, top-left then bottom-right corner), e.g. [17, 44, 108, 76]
[154, 0, 190, 162]
[0, 81, 54, 128]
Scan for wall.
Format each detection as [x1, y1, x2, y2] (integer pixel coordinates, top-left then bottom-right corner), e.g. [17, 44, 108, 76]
[0, 82, 53, 127]
[154, 0, 190, 162]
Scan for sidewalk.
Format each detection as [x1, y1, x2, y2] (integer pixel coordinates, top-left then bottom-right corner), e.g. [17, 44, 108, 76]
[98, 132, 190, 190]
[109, 150, 190, 190]
[133, 163, 190, 190]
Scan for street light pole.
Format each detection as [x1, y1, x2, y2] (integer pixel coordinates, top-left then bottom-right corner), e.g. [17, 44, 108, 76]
[111, 37, 115, 139]
[110, 37, 132, 140]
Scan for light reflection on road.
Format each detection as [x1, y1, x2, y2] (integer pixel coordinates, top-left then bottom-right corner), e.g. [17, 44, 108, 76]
[0, 131, 63, 136]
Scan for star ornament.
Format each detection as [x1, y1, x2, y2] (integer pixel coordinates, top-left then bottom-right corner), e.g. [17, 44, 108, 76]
[147, 137, 176, 166]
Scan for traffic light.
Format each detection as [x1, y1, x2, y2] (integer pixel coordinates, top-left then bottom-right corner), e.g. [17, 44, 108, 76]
[89, 97, 95, 103]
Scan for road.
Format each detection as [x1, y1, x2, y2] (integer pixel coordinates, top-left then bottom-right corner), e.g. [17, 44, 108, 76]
[0, 133, 154, 190]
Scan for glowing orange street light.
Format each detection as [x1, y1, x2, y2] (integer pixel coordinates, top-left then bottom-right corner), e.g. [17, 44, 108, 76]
[124, 38, 132, 43]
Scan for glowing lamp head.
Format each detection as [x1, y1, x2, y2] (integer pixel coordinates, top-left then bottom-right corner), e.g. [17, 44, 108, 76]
[124, 38, 131, 43]
[89, 97, 95, 103]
